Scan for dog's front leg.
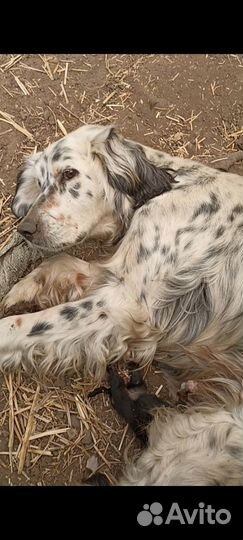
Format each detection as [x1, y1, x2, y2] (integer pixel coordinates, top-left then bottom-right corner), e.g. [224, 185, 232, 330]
[1, 254, 99, 314]
[0, 293, 128, 380]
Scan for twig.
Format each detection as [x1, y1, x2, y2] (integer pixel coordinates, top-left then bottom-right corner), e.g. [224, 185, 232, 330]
[212, 150, 243, 171]
[18, 385, 40, 474]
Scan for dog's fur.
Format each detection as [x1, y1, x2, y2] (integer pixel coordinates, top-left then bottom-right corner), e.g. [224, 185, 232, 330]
[119, 405, 243, 486]
[1, 124, 243, 407]
[89, 368, 243, 486]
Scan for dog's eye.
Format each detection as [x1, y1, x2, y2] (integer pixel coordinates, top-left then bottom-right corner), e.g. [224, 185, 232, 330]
[62, 169, 78, 181]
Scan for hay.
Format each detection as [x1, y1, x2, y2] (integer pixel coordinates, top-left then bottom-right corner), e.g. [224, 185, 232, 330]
[0, 110, 33, 140]
[0, 369, 137, 485]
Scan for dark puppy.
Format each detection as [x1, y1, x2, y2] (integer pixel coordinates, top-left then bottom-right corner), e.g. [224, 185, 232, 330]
[86, 365, 168, 486]
[107, 365, 166, 447]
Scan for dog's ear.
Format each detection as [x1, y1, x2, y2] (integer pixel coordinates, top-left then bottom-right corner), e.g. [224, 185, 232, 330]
[89, 124, 114, 144]
[11, 155, 41, 218]
[126, 143, 176, 208]
[92, 128, 176, 207]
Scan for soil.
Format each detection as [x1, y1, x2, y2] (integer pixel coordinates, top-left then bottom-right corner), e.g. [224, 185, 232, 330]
[0, 53, 242, 486]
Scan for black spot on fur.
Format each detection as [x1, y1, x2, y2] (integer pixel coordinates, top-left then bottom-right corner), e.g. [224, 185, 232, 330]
[215, 225, 225, 239]
[210, 192, 220, 208]
[82, 300, 93, 311]
[40, 165, 45, 178]
[48, 184, 58, 195]
[60, 305, 79, 321]
[166, 252, 177, 265]
[152, 233, 160, 252]
[226, 445, 243, 460]
[209, 433, 217, 449]
[199, 174, 216, 184]
[12, 169, 32, 216]
[154, 262, 161, 275]
[69, 188, 80, 199]
[176, 165, 199, 176]
[97, 300, 105, 307]
[226, 426, 233, 439]
[161, 245, 170, 256]
[205, 245, 225, 259]
[184, 240, 193, 250]
[86, 190, 93, 198]
[237, 221, 243, 231]
[139, 289, 146, 303]
[28, 322, 53, 337]
[175, 226, 196, 245]
[52, 144, 71, 162]
[73, 182, 81, 190]
[137, 243, 150, 264]
[52, 149, 62, 161]
[228, 204, 243, 222]
[60, 182, 66, 194]
[192, 193, 220, 220]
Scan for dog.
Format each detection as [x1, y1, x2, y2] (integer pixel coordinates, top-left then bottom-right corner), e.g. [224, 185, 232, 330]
[0, 124, 243, 406]
[87, 367, 243, 486]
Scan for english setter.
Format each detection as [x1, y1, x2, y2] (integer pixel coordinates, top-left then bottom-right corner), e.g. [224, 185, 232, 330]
[1, 124, 243, 406]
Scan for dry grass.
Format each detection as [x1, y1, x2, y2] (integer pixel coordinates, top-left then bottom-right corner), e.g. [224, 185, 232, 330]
[0, 53, 242, 485]
[0, 368, 141, 485]
[0, 193, 19, 251]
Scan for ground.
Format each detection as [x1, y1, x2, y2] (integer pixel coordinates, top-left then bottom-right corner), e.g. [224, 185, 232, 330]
[0, 54, 242, 486]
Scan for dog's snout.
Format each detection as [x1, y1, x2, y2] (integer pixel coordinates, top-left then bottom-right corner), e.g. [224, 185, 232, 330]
[17, 219, 37, 240]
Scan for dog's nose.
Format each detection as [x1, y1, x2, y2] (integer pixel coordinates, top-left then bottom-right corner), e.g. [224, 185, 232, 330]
[17, 219, 37, 240]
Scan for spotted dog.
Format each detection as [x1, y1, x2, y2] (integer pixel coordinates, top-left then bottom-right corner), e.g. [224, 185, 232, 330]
[1, 125, 243, 405]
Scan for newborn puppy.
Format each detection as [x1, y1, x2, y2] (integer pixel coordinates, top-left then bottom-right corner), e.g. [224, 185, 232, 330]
[85, 365, 168, 486]
[107, 364, 167, 447]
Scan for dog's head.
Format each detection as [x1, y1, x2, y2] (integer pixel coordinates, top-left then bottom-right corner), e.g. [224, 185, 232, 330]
[12, 125, 175, 249]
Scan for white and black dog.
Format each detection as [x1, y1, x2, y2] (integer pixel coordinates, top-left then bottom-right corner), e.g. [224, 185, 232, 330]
[0, 124, 243, 407]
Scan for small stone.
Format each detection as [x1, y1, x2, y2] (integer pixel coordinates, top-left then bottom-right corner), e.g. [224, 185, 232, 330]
[86, 455, 98, 473]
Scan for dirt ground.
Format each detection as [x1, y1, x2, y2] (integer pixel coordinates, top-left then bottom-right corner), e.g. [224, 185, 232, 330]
[0, 54, 243, 486]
